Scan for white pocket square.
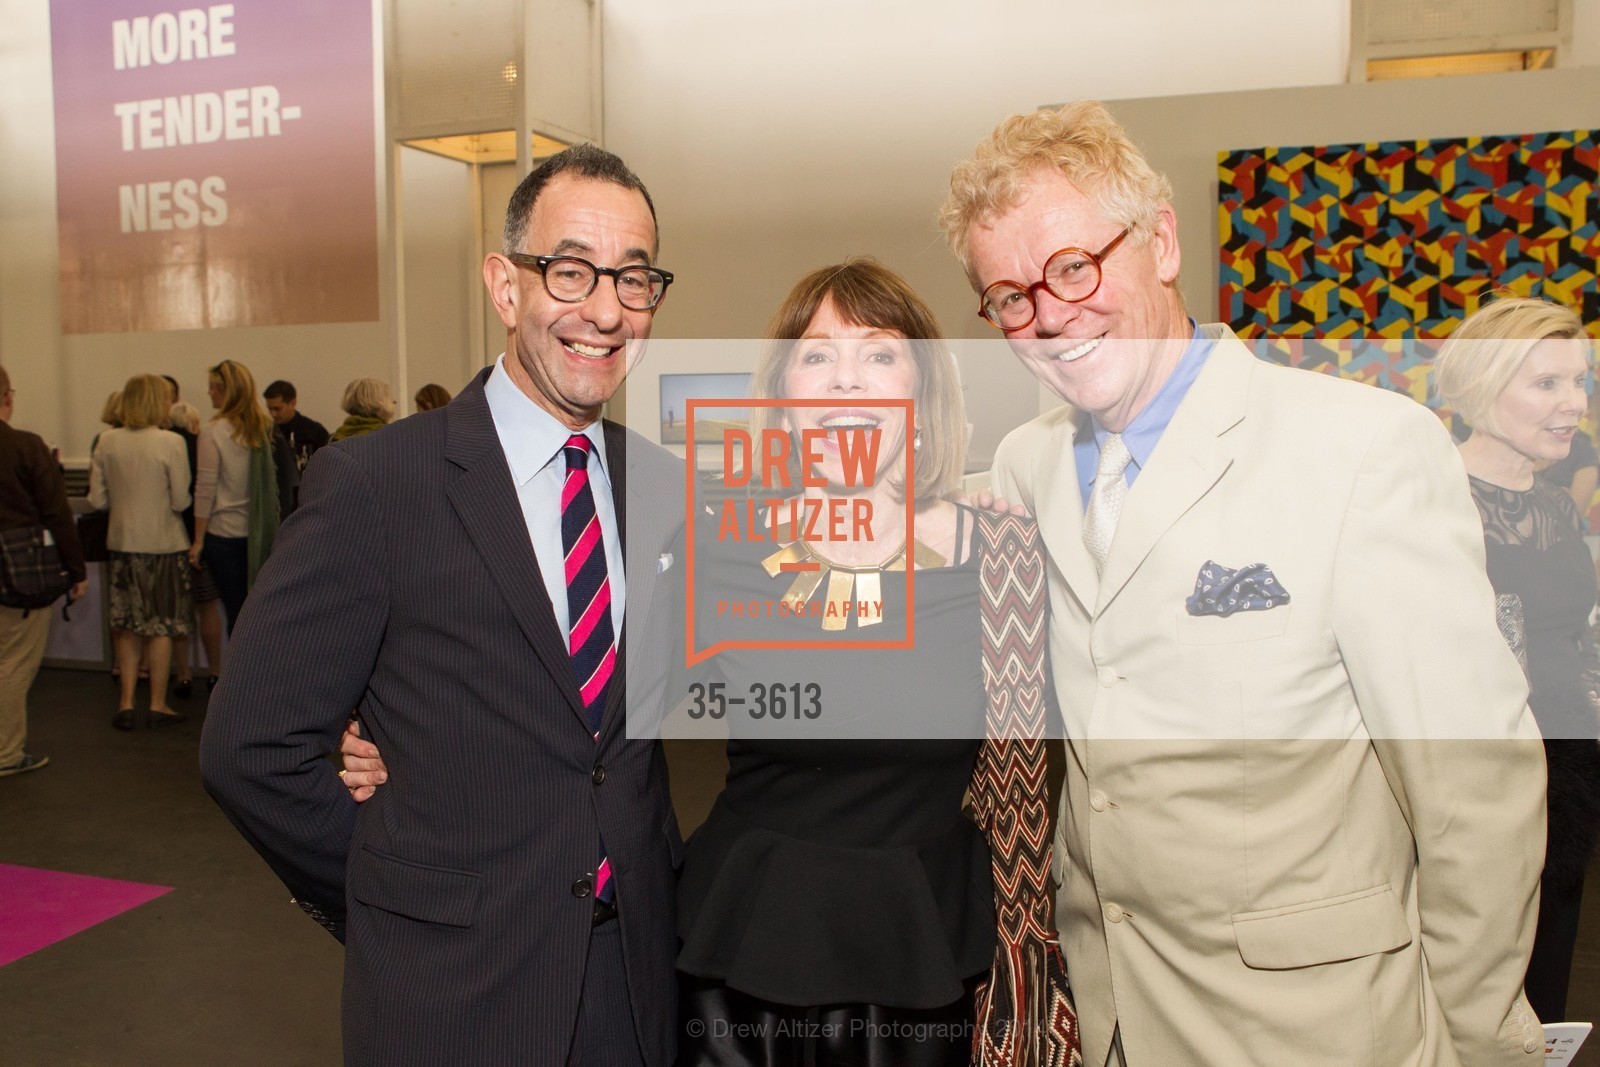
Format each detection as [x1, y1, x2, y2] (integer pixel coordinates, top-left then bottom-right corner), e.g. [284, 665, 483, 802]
[656, 552, 674, 574]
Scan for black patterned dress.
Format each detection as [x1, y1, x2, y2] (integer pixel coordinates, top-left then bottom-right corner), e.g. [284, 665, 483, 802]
[1470, 475, 1600, 1022]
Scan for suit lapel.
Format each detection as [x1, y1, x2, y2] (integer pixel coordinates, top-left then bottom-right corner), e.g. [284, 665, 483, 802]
[596, 422, 683, 746]
[445, 372, 587, 720]
[1095, 331, 1253, 616]
[598, 421, 635, 742]
[1032, 413, 1101, 614]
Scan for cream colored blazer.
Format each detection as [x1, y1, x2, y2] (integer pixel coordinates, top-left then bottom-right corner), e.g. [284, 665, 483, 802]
[991, 326, 1546, 1067]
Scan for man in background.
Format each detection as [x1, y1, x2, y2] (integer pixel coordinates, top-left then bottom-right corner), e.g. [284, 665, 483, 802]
[942, 101, 1546, 1066]
[263, 379, 330, 480]
[0, 364, 87, 777]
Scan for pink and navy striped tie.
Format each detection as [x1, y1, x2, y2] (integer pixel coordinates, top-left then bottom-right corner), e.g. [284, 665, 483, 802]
[561, 433, 615, 902]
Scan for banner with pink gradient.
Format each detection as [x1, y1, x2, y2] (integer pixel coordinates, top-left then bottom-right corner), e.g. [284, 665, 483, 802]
[49, 0, 378, 333]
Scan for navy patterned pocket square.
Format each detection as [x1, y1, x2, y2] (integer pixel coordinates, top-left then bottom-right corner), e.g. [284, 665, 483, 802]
[1186, 561, 1290, 618]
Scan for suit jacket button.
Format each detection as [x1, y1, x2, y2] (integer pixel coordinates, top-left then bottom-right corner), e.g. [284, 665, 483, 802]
[592, 764, 606, 785]
[1089, 790, 1108, 812]
[1097, 667, 1118, 688]
[1104, 903, 1124, 924]
[1524, 1038, 1540, 1054]
[572, 878, 592, 898]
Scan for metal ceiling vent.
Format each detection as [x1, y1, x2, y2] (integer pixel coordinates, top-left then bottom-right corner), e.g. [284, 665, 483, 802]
[1349, 0, 1573, 81]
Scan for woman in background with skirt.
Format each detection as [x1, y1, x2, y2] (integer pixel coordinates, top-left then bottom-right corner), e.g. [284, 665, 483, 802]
[88, 374, 193, 728]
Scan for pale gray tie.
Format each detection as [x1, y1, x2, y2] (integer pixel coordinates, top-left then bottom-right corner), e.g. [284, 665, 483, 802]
[1083, 433, 1132, 573]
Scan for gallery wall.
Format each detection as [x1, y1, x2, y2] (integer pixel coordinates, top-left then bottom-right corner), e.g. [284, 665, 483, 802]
[0, 0, 397, 459]
[600, 0, 1354, 460]
[6, 0, 1597, 459]
[0, 0, 1355, 461]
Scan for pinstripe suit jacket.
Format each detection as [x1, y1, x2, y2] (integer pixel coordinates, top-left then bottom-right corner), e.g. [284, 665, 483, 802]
[201, 369, 685, 1066]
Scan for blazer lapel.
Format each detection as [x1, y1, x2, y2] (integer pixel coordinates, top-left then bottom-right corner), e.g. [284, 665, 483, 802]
[1033, 413, 1100, 615]
[1095, 331, 1252, 616]
[598, 421, 634, 743]
[596, 421, 683, 746]
[445, 372, 587, 720]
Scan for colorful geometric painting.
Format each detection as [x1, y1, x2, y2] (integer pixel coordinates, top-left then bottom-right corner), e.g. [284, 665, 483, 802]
[1219, 129, 1600, 346]
[1220, 130, 1600, 527]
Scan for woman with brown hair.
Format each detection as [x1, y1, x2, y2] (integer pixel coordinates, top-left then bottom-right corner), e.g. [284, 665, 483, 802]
[88, 374, 193, 728]
[189, 359, 278, 636]
[413, 383, 452, 412]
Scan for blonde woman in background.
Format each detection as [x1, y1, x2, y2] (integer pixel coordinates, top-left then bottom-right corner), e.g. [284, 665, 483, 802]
[413, 383, 451, 412]
[88, 375, 192, 729]
[190, 360, 278, 637]
[167, 401, 201, 435]
[1435, 294, 1599, 1026]
[329, 378, 396, 441]
[90, 390, 123, 457]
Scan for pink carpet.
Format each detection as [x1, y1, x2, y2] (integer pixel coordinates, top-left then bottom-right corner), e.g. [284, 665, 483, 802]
[0, 863, 171, 967]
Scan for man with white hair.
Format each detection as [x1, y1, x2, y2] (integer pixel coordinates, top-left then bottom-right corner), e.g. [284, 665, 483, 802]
[941, 101, 1547, 1066]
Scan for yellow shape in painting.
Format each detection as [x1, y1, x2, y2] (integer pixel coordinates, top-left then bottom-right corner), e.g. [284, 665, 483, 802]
[1326, 314, 1360, 341]
[1546, 189, 1588, 233]
[1400, 365, 1430, 405]
[1345, 199, 1378, 228]
[1389, 190, 1438, 227]
[1369, 158, 1406, 195]
[1293, 279, 1324, 321]
[1545, 272, 1595, 308]
[1276, 150, 1313, 177]
[1367, 240, 1403, 270]
[1392, 283, 1428, 324]
[1314, 159, 1353, 199]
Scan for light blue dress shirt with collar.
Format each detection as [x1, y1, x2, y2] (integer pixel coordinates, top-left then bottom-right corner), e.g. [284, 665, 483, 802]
[483, 355, 626, 643]
[1074, 320, 1215, 507]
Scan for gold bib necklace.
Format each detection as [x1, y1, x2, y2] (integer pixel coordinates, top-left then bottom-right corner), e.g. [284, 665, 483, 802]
[761, 537, 947, 631]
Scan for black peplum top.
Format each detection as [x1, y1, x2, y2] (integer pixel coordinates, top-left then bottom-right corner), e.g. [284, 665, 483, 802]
[675, 504, 996, 1009]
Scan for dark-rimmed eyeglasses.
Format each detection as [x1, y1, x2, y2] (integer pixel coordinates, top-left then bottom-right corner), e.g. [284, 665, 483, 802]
[506, 253, 674, 311]
[978, 226, 1132, 331]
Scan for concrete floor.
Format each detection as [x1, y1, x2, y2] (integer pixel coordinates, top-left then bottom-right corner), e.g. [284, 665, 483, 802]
[2, 667, 1598, 1065]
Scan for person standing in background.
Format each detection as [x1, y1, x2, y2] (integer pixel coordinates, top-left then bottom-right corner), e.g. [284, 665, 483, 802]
[0, 364, 87, 776]
[88, 374, 193, 729]
[191, 360, 279, 637]
[1434, 295, 1600, 1027]
[164, 392, 222, 697]
[413, 383, 452, 412]
[328, 378, 397, 441]
[91, 391, 123, 458]
[263, 379, 330, 481]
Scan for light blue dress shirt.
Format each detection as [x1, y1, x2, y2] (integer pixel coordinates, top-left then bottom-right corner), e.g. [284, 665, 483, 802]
[1075, 321, 1215, 507]
[483, 355, 626, 643]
